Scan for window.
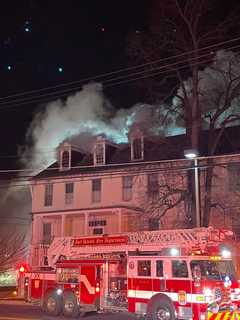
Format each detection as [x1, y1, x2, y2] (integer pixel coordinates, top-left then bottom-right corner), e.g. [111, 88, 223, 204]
[190, 260, 236, 281]
[44, 183, 53, 206]
[156, 260, 163, 277]
[132, 137, 143, 160]
[122, 176, 133, 201]
[94, 143, 105, 165]
[172, 260, 188, 278]
[92, 179, 101, 202]
[57, 268, 79, 283]
[62, 150, 70, 169]
[149, 218, 159, 231]
[148, 174, 159, 199]
[138, 260, 151, 277]
[228, 163, 240, 191]
[89, 220, 106, 227]
[65, 183, 74, 205]
[93, 228, 103, 235]
[43, 222, 51, 244]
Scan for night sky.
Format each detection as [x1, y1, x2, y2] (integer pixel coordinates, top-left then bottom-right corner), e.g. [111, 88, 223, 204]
[0, 0, 147, 162]
[0, 0, 239, 167]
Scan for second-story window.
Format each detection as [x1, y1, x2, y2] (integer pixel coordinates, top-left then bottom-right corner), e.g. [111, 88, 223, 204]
[65, 182, 74, 205]
[44, 183, 53, 206]
[148, 173, 159, 199]
[228, 163, 240, 191]
[92, 179, 101, 203]
[122, 176, 133, 201]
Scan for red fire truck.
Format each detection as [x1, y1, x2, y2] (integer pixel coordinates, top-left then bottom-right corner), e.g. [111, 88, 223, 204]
[24, 227, 240, 319]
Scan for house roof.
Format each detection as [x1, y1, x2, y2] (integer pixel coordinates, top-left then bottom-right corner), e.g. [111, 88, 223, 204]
[33, 126, 240, 179]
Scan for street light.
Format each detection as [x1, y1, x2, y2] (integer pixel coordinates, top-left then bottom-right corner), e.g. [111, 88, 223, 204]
[184, 149, 201, 228]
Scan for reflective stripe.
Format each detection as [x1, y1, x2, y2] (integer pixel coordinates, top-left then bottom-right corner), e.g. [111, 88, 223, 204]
[208, 312, 240, 320]
[128, 290, 206, 304]
[79, 275, 95, 295]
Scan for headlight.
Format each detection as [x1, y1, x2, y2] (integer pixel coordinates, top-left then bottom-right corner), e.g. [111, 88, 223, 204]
[170, 248, 179, 256]
[221, 249, 231, 258]
[56, 288, 63, 295]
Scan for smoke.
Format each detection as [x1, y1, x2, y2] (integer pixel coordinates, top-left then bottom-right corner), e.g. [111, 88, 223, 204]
[22, 82, 181, 171]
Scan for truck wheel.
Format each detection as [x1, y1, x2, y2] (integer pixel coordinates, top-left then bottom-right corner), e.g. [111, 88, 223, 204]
[62, 290, 79, 318]
[42, 289, 62, 316]
[147, 295, 176, 320]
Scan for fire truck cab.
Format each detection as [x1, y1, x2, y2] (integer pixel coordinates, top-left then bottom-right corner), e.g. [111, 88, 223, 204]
[25, 227, 240, 319]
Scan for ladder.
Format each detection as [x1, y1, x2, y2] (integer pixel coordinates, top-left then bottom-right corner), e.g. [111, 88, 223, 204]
[128, 227, 233, 245]
[46, 227, 233, 268]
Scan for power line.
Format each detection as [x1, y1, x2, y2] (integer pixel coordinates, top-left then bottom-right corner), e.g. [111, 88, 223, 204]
[0, 52, 216, 106]
[0, 146, 239, 175]
[0, 157, 238, 189]
[0, 47, 236, 112]
[0, 37, 240, 106]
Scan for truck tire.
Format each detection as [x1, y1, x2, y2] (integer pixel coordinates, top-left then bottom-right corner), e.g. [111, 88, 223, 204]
[147, 294, 176, 320]
[62, 290, 80, 318]
[42, 289, 62, 316]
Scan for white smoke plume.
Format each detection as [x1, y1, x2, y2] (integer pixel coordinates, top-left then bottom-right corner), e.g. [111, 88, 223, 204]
[23, 83, 182, 170]
[23, 82, 180, 171]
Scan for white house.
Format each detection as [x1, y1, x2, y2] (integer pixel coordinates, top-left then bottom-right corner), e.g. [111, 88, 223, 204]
[29, 127, 240, 269]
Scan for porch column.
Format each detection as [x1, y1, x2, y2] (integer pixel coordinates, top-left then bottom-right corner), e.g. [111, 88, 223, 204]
[61, 214, 66, 237]
[117, 209, 122, 233]
[33, 216, 43, 244]
[84, 212, 89, 235]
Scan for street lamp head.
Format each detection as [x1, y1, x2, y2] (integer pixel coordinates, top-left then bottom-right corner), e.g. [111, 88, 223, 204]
[184, 149, 199, 159]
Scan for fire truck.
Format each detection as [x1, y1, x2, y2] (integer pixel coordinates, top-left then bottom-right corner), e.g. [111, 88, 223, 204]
[24, 227, 240, 319]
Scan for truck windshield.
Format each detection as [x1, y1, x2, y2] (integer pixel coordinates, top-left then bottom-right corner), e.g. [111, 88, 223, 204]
[191, 260, 236, 281]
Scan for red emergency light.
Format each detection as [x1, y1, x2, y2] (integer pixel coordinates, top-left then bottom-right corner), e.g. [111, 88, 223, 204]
[19, 266, 25, 273]
[16, 262, 29, 274]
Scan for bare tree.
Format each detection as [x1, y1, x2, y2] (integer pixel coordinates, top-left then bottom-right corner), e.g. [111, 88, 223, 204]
[181, 51, 240, 225]
[135, 163, 192, 229]
[0, 229, 27, 273]
[127, 0, 240, 227]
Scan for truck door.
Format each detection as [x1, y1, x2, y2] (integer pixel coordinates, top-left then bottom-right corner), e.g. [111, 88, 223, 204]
[80, 264, 101, 306]
[171, 260, 192, 318]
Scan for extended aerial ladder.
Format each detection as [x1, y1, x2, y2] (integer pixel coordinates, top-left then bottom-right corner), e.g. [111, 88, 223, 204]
[46, 227, 234, 268]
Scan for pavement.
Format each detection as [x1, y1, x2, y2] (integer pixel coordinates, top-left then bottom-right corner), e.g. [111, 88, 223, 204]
[0, 300, 138, 320]
[0, 290, 19, 300]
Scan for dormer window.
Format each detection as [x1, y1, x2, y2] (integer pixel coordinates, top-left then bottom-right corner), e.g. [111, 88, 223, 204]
[62, 151, 70, 168]
[59, 143, 71, 171]
[94, 137, 106, 166]
[131, 136, 144, 161]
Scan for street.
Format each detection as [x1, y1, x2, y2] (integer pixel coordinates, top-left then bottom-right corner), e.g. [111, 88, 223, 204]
[0, 300, 138, 320]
